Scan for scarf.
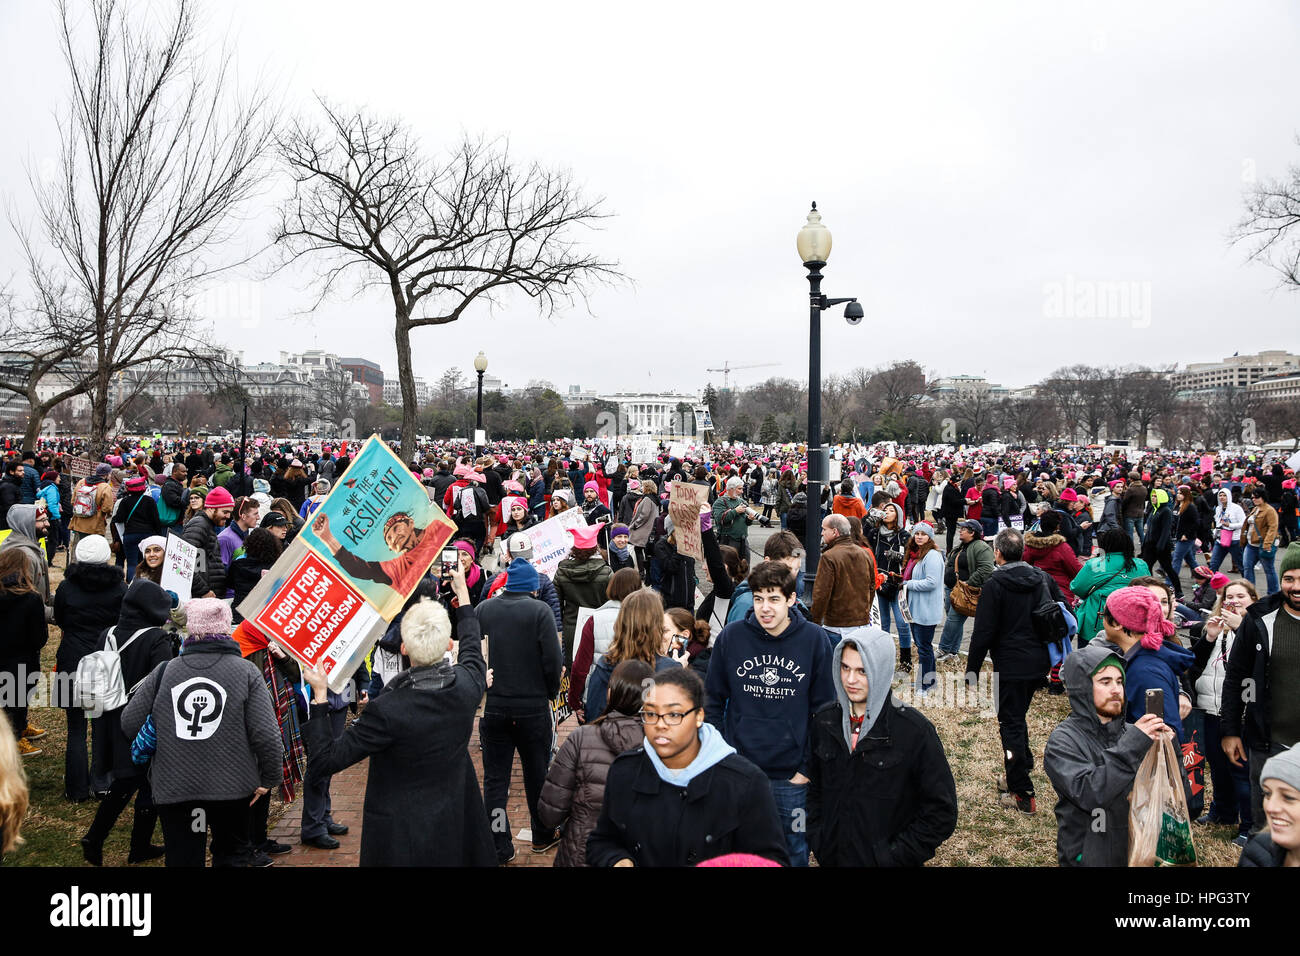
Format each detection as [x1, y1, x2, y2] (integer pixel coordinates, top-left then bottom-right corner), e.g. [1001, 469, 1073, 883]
[262, 653, 305, 802]
[610, 540, 631, 562]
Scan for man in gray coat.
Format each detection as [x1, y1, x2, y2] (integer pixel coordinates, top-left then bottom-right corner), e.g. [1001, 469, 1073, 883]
[1043, 641, 1169, 866]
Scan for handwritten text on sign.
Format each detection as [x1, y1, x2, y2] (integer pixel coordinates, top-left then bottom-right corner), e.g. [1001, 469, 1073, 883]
[669, 481, 708, 562]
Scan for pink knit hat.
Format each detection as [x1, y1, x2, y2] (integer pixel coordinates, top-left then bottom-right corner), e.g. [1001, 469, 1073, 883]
[1058, 488, 1079, 502]
[567, 522, 604, 549]
[204, 486, 235, 508]
[185, 598, 232, 637]
[1105, 586, 1176, 650]
[583, 480, 599, 493]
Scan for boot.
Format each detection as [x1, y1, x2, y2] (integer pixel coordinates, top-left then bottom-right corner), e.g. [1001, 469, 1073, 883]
[895, 646, 913, 679]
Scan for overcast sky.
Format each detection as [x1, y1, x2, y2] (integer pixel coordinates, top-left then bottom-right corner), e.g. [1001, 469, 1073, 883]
[2, 0, 1298, 397]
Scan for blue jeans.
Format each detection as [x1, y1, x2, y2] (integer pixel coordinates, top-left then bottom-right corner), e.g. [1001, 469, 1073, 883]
[770, 779, 809, 867]
[1242, 544, 1278, 595]
[980, 517, 1000, 539]
[938, 592, 966, 655]
[1210, 541, 1243, 574]
[911, 623, 937, 692]
[1124, 516, 1145, 545]
[1170, 539, 1200, 581]
[878, 594, 912, 649]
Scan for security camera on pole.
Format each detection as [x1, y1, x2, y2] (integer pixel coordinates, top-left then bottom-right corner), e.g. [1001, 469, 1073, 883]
[797, 202, 862, 600]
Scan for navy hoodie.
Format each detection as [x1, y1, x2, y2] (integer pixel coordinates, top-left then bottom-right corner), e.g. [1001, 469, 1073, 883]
[704, 605, 836, 780]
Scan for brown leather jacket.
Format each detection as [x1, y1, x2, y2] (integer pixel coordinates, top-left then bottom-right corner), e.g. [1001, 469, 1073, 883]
[1240, 502, 1278, 548]
[809, 534, 876, 627]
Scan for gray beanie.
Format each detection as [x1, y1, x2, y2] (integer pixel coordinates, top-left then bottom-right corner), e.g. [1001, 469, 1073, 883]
[1260, 746, 1300, 795]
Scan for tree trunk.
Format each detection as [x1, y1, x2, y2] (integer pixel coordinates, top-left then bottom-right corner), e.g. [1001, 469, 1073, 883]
[394, 308, 418, 460]
[89, 367, 112, 462]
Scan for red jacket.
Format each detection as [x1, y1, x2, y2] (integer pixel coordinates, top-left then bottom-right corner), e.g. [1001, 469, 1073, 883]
[1023, 531, 1084, 606]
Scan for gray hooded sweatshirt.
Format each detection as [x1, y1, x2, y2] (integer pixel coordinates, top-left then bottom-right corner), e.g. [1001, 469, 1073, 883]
[1, 503, 52, 619]
[1042, 642, 1154, 866]
[832, 628, 896, 750]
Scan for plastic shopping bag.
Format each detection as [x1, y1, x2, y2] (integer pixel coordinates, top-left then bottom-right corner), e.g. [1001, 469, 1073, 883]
[1128, 734, 1197, 867]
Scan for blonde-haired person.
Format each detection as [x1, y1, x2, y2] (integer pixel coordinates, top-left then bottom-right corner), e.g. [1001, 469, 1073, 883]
[1188, 578, 1258, 845]
[302, 560, 496, 866]
[583, 588, 683, 719]
[0, 714, 29, 860]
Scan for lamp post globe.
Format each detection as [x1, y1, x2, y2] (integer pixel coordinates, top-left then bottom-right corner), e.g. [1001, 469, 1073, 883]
[797, 202, 832, 265]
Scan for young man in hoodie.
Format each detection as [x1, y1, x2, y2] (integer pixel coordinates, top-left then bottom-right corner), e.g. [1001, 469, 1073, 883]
[806, 629, 957, 866]
[705, 560, 836, 866]
[966, 528, 1066, 813]
[1043, 644, 1168, 866]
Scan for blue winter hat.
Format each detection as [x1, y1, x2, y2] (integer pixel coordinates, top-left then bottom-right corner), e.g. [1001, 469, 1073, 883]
[505, 557, 540, 593]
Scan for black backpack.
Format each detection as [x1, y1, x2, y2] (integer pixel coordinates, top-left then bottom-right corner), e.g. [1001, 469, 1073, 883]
[1030, 570, 1069, 644]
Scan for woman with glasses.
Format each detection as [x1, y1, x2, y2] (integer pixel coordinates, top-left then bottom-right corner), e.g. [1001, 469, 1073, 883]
[583, 589, 681, 720]
[538, 660, 651, 866]
[586, 667, 788, 867]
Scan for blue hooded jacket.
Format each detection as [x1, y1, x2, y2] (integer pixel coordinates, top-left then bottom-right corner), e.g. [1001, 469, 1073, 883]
[704, 605, 836, 780]
[1090, 634, 1194, 741]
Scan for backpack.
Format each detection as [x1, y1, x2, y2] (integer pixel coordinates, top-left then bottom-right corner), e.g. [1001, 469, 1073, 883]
[1030, 572, 1070, 644]
[74, 626, 151, 715]
[453, 483, 489, 521]
[72, 480, 98, 518]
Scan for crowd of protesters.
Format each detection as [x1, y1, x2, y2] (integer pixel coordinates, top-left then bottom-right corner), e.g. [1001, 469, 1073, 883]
[2, 430, 1299, 868]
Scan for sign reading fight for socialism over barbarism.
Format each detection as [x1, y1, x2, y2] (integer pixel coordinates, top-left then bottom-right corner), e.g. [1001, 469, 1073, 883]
[251, 548, 380, 681]
[295, 435, 457, 619]
[669, 481, 708, 562]
[159, 534, 199, 605]
[526, 507, 589, 580]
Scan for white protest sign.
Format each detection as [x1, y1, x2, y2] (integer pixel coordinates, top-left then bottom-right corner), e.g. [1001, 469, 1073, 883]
[668, 442, 688, 460]
[527, 507, 589, 580]
[160, 533, 199, 604]
[1287, 450, 1300, 473]
[828, 458, 842, 483]
[630, 438, 656, 464]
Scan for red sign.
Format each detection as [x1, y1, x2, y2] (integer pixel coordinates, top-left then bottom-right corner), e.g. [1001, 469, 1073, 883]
[252, 549, 379, 677]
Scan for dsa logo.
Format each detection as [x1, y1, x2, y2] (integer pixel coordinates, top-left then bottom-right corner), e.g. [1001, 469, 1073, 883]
[170, 677, 226, 740]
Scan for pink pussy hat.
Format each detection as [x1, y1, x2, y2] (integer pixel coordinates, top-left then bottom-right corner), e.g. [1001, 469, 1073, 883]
[567, 522, 605, 549]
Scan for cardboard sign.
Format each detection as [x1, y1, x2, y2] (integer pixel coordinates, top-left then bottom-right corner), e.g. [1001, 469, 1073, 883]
[669, 481, 709, 562]
[526, 507, 590, 580]
[159, 534, 198, 604]
[68, 457, 93, 481]
[1199, 454, 1215, 474]
[630, 438, 657, 465]
[296, 435, 456, 619]
[252, 548, 382, 682]
[828, 459, 842, 483]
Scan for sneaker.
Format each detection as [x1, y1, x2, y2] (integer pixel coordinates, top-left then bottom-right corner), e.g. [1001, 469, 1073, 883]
[302, 834, 340, 850]
[998, 791, 1036, 814]
[1192, 813, 1225, 827]
[248, 850, 275, 867]
[325, 822, 349, 836]
[17, 738, 42, 757]
[22, 723, 47, 741]
[1232, 834, 1249, 848]
[995, 773, 1008, 793]
[531, 829, 561, 854]
[260, 840, 293, 855]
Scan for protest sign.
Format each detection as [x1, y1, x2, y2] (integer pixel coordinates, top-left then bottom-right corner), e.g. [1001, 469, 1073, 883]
[668, 442, 688, 460]
[1199, 454, 1215, 474]
[552, 674, 572, 724]
[160, 533, 198, 605]
[669, 481, 708, 561]
[67, 457, 93, 481]
[630, 438, 656, 464]
[526, 507, 589, 580]
[295, 434, 457, 619]
[694, 406, 713, 432]
[1287, 450, 1300, 473]
[828, 458, 842, 483]
[251, 546, 382, 686]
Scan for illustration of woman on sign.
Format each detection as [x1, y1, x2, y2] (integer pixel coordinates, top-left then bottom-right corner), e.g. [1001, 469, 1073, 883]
[312, 511, 451, 598]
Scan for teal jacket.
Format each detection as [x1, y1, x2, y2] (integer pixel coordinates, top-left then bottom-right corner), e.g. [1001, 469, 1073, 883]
[1069, 553, 1151, 642]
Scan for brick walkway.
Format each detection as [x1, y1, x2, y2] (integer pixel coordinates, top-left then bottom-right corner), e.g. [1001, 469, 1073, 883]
[269, 717, 574, 867]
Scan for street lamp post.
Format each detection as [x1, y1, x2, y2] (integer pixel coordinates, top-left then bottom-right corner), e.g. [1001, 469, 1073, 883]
[473, 351, 488, 457]
[797, 202, 863, 601]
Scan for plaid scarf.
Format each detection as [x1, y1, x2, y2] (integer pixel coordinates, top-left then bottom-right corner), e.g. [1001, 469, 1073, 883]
[262, 653, 305, 802]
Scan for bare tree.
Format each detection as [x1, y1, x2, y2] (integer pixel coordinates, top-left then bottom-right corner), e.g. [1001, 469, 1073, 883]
[1233, 137, 1300, 288]
[437, 367, 467, 406]
[11, 0, 276, 458]
[275, 103, 620, 454]
[312, 371, 359, 431]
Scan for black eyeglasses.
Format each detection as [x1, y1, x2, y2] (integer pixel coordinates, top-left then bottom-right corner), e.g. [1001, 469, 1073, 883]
[639, 706, 700, 726]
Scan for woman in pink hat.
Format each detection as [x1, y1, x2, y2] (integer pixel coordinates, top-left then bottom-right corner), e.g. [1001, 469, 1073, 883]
[553, 523, 613, 663]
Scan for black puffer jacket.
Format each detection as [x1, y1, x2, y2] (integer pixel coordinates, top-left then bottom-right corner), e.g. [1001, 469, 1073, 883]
[966, 561, 1064, 681]
[1238, 831, 1287, 867]
[53, 561, 126, 675]
[538, 713, 644, 867]
[181, 513, 226, 598]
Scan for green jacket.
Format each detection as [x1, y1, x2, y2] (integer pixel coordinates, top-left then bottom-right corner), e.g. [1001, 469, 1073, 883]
[946, 538, 995, 589]
[1069, 553, 1152, 642]
[711, 493, 753, 543]
[212, 463, 234, 490]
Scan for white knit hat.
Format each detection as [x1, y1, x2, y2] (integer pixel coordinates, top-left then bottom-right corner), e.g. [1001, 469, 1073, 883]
[75, 534, 112, 565]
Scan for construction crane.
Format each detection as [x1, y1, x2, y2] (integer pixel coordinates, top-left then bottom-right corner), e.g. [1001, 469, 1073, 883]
[706, 361, 780, 390]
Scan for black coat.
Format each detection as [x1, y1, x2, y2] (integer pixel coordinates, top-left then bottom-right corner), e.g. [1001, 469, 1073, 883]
[807, 696, 958, 866]
[303, 605, 496, 866]
[966, 561, 1064, 681]
[0, 589, 48, 670]
[182, 513, 227, 598]
[940, 482, 965, 520]
[53, 561, 126, 675]
[585, 747, 790, 867]
[1221, 591, 1289, 751]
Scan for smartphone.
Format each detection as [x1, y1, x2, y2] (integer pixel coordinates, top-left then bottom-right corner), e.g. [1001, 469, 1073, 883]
[441, 549, 458, 578]
[1145, 687, 1164, 718]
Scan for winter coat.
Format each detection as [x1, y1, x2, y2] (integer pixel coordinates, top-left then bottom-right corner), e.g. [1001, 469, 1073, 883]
[1098, 495, 1122, 534]
[900, 548, 944, 626]
[122, 638, 281, 806]
[1238, 831, 1288, 867]
[809, 535, 876, 627]
[553, 557, 613, 659]
[651, 535, 694, 613]
[831, 494, 867, 521]
[1240, 502, 1278, 548]
[569, 598, 621, 715]
[711, 493, 753, 546]
[182, 512, 227, 599]
[1069, 554, 1151, 642]
[1143, 502, 1173, 551]
[1122, 482, 1148, 519]
[37, 481, 62, 521]
[585, 745, 789, 867]
[301, 606, 496, 866]
[1090, 633, 1194, 742]
[807, 630, 956, 865]
[90, 580, 175, 783]
[69, 478, 116, 536]
[53, 560, 127, 676]
[117, 489, 162, 536]
[1221, 591, 1293, 752]
[1023, 531, 1083, 606]
[476, 591, 564, 711]
[940, 482, 965, 521]
[538, 714, 646, 867]
[1172, 505, 1200, 543]
[0, 589, 48, 673]
[0, 475, 21, 530]
[943, 537, 995, 590]
[966, 562, 1064, 681]
[0, 505, 53, 619]
[1043, 641, 1155, 866]
[1189, 626, 1238, 716]
[704, 606, 836, 779]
